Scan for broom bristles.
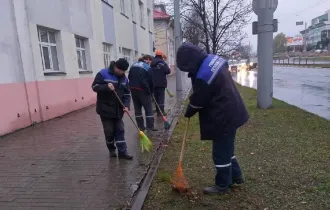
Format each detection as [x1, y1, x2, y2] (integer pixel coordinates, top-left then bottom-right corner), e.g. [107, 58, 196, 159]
[170, 162, 189, 192]
[139, 131, 152, 152]
[166, 88, 174, 98]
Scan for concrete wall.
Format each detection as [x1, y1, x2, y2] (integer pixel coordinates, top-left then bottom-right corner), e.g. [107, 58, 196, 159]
[154, 20, 168, 56]
[0, 0, 154, 136]
[154, 19, 175, 73]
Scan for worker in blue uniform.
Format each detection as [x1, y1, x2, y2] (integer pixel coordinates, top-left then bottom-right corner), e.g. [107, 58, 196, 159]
[92, 58, 133, 160]
[176, 42, 250, 194]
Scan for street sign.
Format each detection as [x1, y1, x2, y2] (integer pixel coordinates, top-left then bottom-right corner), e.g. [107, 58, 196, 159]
[252, 19, 278, 35]
[252, 21, 258, 35]
[273, 19, 278, 32]
[296, 21, 304, 26]
[253, 0, 278, 15]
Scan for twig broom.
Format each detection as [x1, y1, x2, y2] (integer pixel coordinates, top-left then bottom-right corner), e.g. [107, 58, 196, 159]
[170, 118, 190, 192]
[113, 91, 152, 152]
[152, 95, 170, 130]
[166, 88, 174, 98]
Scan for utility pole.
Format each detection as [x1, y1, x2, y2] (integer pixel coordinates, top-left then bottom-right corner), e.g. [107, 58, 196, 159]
[304, 22, 307, 51]
[174, 0, 182, 91]
[252, 0, 278, 109]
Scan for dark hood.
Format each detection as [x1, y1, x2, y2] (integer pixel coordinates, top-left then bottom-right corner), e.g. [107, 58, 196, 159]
[150, 56, 163, 68]
[176, 42, 208, 75]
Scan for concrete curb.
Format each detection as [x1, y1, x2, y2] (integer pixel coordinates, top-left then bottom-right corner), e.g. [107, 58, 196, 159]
[127, 87, 191, 210]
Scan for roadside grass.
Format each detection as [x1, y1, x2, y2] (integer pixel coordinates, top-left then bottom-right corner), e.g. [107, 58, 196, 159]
[143, 85, 330, 210]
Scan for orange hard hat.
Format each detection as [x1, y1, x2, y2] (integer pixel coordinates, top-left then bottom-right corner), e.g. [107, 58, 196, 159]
[155, 50, 163, 56]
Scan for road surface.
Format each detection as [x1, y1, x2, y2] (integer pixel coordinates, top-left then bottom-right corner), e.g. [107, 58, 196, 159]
[233, 66, 330, 120]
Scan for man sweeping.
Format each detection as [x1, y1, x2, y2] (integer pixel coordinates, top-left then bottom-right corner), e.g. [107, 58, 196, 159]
[92, 58, 133, 160]
[151, 50, 171, 116]
[176, 42, 249, 194]
[128, 55, 158, 132]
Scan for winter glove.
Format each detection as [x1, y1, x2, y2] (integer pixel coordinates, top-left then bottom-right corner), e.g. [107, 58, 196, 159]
[184, 106, 195, 118]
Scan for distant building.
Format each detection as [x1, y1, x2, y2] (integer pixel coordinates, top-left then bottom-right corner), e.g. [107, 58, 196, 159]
[0, 0, 154, 136]
[153, 4, 175, 73]
[301, 10, 330, 49]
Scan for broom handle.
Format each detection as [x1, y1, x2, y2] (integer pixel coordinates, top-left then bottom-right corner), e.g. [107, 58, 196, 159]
[179, 118, 190, 163]
[152, 95, 165, 118]
[112, 89, 141, 132]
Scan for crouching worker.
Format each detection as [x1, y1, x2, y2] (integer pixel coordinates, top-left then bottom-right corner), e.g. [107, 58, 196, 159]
[176, 42, 249, 194]
[92, 58, 133, 160]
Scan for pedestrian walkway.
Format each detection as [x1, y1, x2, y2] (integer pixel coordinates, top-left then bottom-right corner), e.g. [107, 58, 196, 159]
[0, 73, 191, 209]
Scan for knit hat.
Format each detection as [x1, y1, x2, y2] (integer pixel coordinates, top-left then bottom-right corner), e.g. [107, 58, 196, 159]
[155, 50, 163, 56]
[115, 58, 129, 71]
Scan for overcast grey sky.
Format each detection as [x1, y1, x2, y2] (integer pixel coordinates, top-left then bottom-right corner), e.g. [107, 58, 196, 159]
[245, 0, 330, 51]
[158, 0, 330, 51]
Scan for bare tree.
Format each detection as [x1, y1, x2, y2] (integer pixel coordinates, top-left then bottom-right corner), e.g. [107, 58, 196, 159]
[236, 44, 252, 59]
[159, 0, 252, 55]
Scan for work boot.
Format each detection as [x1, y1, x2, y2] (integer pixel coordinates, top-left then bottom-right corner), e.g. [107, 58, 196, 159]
[229, 176, 245, 188]
[232, 176, 244, 185]
[109, 150, 117, 158]
[118, 152, 133, 160]
[146, 127, 158, 131]
[203, 186, 230, 195]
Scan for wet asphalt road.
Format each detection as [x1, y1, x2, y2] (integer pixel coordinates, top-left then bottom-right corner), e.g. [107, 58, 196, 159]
[233, 66, 330, 120]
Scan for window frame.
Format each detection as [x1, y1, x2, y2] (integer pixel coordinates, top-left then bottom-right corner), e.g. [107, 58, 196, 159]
[139, 1, 145, 28]
[103, 43, 112, 68]
[147, 9, 151, 31]
[120, 0, 126, 15]
[37, 27, 59, 72]
[75, 36, 88, 71]
[122, 48, 131, 65]
[131, 0, 136, 21]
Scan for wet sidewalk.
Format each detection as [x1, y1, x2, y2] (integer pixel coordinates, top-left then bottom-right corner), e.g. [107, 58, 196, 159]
[0, 73, 191, 210]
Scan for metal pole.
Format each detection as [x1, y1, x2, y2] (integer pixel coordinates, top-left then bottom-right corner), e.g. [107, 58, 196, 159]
[174, 0, 182, 91]
[304, 22, 307, 51]
[256, 6, 274, 108]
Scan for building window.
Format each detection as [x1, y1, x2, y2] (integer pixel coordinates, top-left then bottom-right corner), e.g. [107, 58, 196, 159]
[139, 1, 145, 27]
[122, 48, 131, 64]
[131, 0, 135, 21]
[120, 0, 126, 15]
[103, 43, 112, 68]
[147, 9, 151, 31]
[38, 27, 59, 71]
[135, 51, 139, 61]
[75, 36, 87, 70]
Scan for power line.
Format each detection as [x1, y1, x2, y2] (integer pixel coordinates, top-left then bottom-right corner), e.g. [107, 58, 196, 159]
[278, 0, 330, 20]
